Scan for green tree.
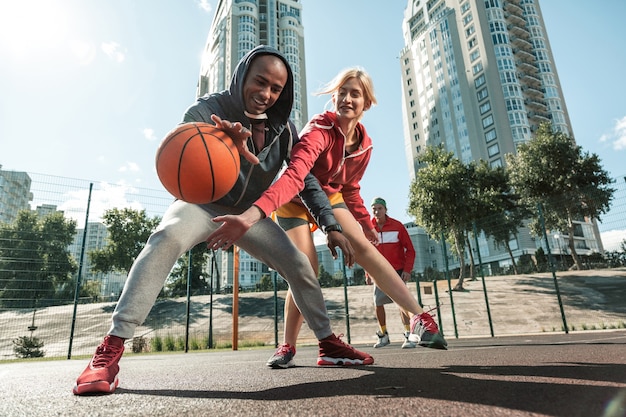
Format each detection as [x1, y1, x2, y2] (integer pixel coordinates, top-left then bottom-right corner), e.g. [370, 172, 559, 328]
[165, 243, 210, 297]
[318, 264, 335, 288]
[0, 211, 77, 308]
[471, 160, 529, 275]
[408, 146, 473, 291]
[506, 123, 615, 270]
[89, 208, 161, 274]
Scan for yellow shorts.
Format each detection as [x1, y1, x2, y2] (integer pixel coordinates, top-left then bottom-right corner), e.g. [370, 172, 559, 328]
[274, 192, 346, 232]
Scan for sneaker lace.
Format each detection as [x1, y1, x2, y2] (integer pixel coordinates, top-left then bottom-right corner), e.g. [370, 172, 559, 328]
[92, 344, 123, 368]
[419, 310, 439, 333]
[276, 344, 294, 356]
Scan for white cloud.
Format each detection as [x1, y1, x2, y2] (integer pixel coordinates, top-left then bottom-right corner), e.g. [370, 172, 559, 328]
[143, 128, 157, 141]
[197, 0, 213, 12]
[602, 116, 626, 151]
[119, 162, 140, 173]
[101, 41, 126, 63]
[70, 39, 96, 66]
[600, 229, 626, 252]
[58, 182, 144, 223]
[612, 116, 626, 151]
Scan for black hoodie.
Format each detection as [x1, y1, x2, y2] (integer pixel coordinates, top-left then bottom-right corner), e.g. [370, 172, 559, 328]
[181, 45, 336, 228]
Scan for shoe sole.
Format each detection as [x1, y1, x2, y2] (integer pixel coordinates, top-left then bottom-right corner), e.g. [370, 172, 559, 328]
[373, 342, 390, 348]
[418, 334, 448, 350]
[267, 359, 296, 369]
[317, 357, 374, 366]
[72, 377, 118, 395]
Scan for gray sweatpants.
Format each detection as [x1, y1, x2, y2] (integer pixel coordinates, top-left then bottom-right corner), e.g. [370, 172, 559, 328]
[109, 200, 332, 340]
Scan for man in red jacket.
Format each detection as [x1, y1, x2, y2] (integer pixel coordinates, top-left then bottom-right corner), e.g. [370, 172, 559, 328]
[366, 197, 417, 348]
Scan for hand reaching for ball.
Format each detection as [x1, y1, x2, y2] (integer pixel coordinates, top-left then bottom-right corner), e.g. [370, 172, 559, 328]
[211, 114, 259, 165]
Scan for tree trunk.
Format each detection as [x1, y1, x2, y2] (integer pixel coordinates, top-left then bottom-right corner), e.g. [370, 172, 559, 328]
[505, 241, 519, 274]
[465, 233, 476, 280]
[453, 233, 466, 291]
[567, 218, 583, 270]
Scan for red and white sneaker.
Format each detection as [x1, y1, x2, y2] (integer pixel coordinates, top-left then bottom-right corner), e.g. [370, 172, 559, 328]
[409, 311, 448, 349]
[317, 333, 374, 366]
[73, 335, 125, 395]
[266, 343, 296, 369]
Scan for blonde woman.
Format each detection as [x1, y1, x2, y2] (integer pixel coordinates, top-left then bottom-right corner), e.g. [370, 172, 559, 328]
[208, 67, 447, 368]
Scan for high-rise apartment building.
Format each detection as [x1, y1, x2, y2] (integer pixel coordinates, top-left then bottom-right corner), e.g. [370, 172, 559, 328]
[0, 165, 33, 224]
[399, 0, 600, 270]
[198, 0, 309, 290]
[197, 0, 307, 130]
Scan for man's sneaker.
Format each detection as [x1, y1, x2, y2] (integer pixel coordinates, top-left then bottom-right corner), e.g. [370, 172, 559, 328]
[73, 335, 125, 395]
[373, 331, 390, 348]
[317, 333, 374, 366]
[409, 312, 448, 350]
[266, 343, 296, 369]
[401, 331, 417, 349]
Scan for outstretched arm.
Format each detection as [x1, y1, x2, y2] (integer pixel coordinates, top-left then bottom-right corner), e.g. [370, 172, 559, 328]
[299, 172, 355, 267]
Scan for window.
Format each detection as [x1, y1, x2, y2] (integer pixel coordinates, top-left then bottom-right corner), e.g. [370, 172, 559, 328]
[482, 114, 494, 128]
[474, 74, 486, 88]
[477, 87, 488, 101]
[488, 143, 500, 157]
[480, 101, 491, 114]
[472, 62, 483, 74]
[470, 49, 481, 62]
[468, 37, 477, 48]
[465, 25, 475, 37]
[485, 129, 496, 142]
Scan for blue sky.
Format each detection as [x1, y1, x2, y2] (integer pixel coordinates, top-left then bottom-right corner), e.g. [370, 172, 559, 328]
[1, 1, 625, 248]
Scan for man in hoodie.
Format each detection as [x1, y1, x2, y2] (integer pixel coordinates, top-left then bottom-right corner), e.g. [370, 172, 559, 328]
[73, 46, 373, 396]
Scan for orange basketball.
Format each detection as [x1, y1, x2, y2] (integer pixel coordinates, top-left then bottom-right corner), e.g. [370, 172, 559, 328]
[156, 122, 240, 204]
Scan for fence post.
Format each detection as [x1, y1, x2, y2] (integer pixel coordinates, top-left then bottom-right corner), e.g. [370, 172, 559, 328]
[341, 250, 351, 343]
[273, 270, 278, 348]
[473, 222, 494, 337]
[68, 182, 93, 360]
[537, 203, 569, 333]
[185, 249, 192, 352]
[208, 250, 216, 349]
[441, 232, 458, 338]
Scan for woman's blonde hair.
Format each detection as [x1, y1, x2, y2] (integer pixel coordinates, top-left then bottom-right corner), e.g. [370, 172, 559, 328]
[315, 67, 377, 108]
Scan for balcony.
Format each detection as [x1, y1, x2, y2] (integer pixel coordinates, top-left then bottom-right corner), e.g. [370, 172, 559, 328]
[510, 36, 533, 52]
[516, 60, 538, 74]
[507, 23, 529, 38]
[504, 11, 525, 27]
[522, 85, 544, 98]
[525, 97, 548, 111]
[513, 48, 535, 63]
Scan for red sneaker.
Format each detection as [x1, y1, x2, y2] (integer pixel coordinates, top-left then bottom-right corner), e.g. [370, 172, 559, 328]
[317, 334, 374, 366]
[409, 312, 448, 349]
[73, 335, 125, 395]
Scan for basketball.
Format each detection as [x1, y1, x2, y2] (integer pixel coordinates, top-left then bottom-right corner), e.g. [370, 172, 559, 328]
[155, 122, 240, 204]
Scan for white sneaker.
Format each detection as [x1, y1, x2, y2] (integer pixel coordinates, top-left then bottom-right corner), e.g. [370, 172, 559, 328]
[373, 331, 390, 348]
[401, 331, 417, 349]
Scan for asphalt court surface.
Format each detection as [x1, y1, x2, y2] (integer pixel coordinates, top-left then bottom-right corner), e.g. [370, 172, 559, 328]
[1, 330, 625, 417]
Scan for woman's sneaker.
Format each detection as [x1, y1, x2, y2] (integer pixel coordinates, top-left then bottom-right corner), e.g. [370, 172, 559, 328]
[409, 312, 448, 349]
[401, 331, 417, 349]
[317, 333, 374, 366]
[266, 343, 296, 369]
[73, 335, 125, 395]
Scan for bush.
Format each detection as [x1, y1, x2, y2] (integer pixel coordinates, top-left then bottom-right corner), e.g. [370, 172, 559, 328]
[13, 336, 45, 358]
[150, 335, 163, 352]
[132, 336, 147, 353]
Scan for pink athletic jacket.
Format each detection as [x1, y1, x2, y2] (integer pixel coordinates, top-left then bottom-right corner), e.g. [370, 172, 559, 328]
[254, 111, 374, 230]
[371, 215, 416, 273]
